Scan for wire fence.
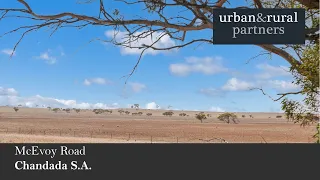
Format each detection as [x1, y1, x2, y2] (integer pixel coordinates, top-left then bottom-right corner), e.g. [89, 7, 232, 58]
[0, 128, 235, 143]
[0, 127, 315, 143]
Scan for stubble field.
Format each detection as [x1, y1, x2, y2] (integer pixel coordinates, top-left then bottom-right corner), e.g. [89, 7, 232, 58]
[0, 107, 316, 143]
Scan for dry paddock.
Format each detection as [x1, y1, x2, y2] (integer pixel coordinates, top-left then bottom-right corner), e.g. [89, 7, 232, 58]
[0, 107, 317, 143]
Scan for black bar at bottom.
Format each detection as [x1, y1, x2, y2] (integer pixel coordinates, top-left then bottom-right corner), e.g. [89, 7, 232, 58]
[0, 144, 319, 180]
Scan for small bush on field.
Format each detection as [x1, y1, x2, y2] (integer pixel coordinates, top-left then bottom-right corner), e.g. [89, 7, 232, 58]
[218, 113, 239, 124]
[52, 108, 60, 113]
[13, 107, 19, 112]
[93, 109, 104, 114]
[195, 112, 208, 123]
[118, 109, 125, 115]
[163, 111, 174, 116]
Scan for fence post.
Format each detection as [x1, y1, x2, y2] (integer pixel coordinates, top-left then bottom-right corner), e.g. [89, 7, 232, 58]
[128, 133, 130, 140]
[151, 136, 153, 144]
[43, 130, 46, 135]
[111, 133, 112, 139]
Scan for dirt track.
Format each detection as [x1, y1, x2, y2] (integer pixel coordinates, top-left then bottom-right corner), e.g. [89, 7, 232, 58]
[0, 107, 317, 143]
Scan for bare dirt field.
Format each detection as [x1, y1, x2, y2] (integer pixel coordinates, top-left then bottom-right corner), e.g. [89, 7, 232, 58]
[0, 107, 316, 143]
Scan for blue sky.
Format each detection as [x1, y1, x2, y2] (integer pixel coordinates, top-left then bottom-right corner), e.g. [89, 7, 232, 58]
[0, 0, 302, 112]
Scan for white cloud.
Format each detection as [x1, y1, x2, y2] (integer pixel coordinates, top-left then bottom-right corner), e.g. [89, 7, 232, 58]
[35, 51, 57, 64]
[105, 30, 176, 55]
[0, 87, 19, 96]
[255, 64, 291, 79]
[83, 79, 91, 86]
[195, 19, 203, 26]
[1, 49, 16, 56]
[129, 82, 146, 93]
[169, 56, 228, 76]
[57, 46, 65, 56]
[199, 88, 225, 97]
[209, 106, 226, 112]
[83, 78, 112, 86]
[145, 102, 160, 109]
[222, 78, 254, 91]
[0, 87, 118, 109]
[265, 80, 300, 92]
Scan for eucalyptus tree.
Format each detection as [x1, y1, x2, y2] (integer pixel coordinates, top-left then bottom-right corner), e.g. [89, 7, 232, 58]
[0, 0, 318, 141]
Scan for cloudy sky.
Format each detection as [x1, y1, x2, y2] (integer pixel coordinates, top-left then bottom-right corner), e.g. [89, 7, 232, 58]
[0, 0, 302, 112]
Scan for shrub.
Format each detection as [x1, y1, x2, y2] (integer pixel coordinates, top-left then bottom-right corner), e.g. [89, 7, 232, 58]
[218, 113, 239, 124]
[13, 107, 19, 112]
[118, 109, 125, 115]
[163, 111, 174, 116]
[195, 112, 207, 123]
[52, 108, 60, 113]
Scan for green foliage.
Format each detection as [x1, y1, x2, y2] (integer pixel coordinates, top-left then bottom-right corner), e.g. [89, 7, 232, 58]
[75, 109, 81, 113]
[147, 113, 152, 116]
[281, 44, 319, 142]
[163, 111, 174, 116]
[118, 109, 125, 114]
[92, 109, 112, 114]
[52, 108, 60, 113]
[13, 107, 19, 112]
[195, 112, 207, 123]
[113, 9, 119, 16]
[105, 110, 112, 114]
[144, 0, 165, 13]
[217, 113, 239, 124]
[314, 123, 320, 143]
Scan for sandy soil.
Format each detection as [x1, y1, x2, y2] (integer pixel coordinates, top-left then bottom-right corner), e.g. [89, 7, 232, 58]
[0, 107, 317, 143]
